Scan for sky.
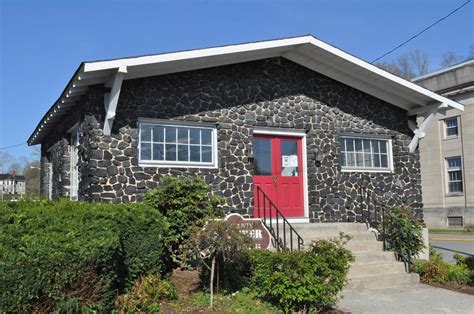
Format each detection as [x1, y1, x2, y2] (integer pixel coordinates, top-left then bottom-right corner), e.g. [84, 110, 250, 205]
[0, 0, 473, 163]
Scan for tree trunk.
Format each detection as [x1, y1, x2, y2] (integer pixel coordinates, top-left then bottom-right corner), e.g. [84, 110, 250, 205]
[210, 256, 216, 308]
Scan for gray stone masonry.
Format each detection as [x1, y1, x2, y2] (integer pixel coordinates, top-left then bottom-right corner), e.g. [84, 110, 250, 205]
[40, 57, 423, 222]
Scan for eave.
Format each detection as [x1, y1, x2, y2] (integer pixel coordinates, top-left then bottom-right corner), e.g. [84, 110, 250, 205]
[28, 35, 464, 146]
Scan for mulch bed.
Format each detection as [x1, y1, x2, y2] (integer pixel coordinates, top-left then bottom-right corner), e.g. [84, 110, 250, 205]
[427, 282, 474, 295]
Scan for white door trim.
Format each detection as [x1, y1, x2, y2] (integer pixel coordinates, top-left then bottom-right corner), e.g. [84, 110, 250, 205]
[253, 127, 309, 219]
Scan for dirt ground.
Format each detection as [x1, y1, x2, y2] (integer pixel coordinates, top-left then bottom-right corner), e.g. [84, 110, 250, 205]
[427, 282, 474, 295]
[159, 269, 207, 313]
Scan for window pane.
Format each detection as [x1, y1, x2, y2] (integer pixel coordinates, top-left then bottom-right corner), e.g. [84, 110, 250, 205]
[372, 140, 380, 153]
[363, 152, 372, 167]
[447, 157, 461, 168]
[141, 125, 152, 141]
[190, 129, 200, 144]
[165, 144, 176, 161]
[253, 139, 272, 176]
[190, 145, 200, 162]
[340, 152, 347, 166]
[346, 139, 354, 151]
[166, 127, 177, 143]
[449, 181, 463, 193]
[153, 143, 164, 160]
[381, 154, 388, 168]
[201, 129, 212, 145]
[141, 142, 151, 160]
[449, 170, 462, 182]
[355, 139, 363, 152]
[356, 153, 364, 167]
[347, 152, 355, 167]
[373, 153, 381, 167]
[202, 146, 212, 162]
[447, 127, 458, 137]
[446, 118, 457, 127]
[177, 128, 188, 144]
[380, 141, 387, 153]
[281, 140, 298, 177]
[153, 126, 164, 142]
[177, 144, 188, 161]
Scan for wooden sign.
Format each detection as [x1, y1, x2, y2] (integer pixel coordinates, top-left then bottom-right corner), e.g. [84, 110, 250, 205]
[225, 213, 271, 249]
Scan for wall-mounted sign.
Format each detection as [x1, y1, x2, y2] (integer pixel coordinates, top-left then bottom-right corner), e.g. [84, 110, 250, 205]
[225, 213, 271, 249]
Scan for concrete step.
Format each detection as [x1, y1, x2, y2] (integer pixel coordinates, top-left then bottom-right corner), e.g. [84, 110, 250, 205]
[349, 261, 407, 279]
[344, 240, 383, 253]
[300, 232, 376, 242]
[344, 273, 419, 290]
[293, 223, 368, 234]
[352, 251, 396, 263]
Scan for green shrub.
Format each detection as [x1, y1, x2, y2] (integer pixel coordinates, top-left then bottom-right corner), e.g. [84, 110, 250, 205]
[248, 236, 353, 313]
[144, 177, 223, 267]
[453, 253, 474, 286]
[114, 274, 177, 313]
[382, 206, 424, 264]
[0, 199, 167, 312]
[413, 247, 470, 285]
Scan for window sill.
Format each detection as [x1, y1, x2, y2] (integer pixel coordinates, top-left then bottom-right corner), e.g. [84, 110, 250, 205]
[445, 192, 464, 197]
[444, 136, 459, 141]
[341, 168, 393, 174]
[138, 161, 218, 169]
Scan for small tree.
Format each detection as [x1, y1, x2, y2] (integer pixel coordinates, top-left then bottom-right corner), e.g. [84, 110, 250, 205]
[143, 176, 223, 268]
[382, 206, 424, 267]
[195, 220, 253, 308]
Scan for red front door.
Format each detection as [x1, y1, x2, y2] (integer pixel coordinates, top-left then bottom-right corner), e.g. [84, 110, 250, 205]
[253, 135, 304, 218]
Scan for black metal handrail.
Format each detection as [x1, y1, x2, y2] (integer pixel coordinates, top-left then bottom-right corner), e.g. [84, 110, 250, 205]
[359, 187, 413, 272]
[255, 186, 304, 251]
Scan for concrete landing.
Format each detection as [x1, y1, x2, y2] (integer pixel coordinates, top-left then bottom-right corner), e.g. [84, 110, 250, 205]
[338, 284, 474, 314]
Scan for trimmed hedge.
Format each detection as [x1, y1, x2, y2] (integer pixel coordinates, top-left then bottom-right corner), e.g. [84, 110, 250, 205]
[0, 199, 168, 312]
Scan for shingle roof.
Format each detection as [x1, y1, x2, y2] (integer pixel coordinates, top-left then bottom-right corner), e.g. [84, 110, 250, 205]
[0, 174, 26, 181]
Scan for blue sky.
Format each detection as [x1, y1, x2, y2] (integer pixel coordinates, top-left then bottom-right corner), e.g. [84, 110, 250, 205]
[1, 0, 473, 162]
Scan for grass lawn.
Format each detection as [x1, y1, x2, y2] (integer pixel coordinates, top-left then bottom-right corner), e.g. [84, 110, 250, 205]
[429, 229, 473, 234]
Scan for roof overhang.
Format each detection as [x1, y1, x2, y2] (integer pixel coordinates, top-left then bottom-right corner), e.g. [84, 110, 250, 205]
[28, 35, 464, 145]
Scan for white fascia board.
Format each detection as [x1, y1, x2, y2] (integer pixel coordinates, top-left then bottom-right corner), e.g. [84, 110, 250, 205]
[83, 36, 312, 72]
[81, 35, 463, 112]
[305, 37, 464, 111]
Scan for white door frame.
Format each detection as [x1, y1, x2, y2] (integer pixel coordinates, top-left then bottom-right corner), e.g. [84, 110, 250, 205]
[253, 127, 310, 223]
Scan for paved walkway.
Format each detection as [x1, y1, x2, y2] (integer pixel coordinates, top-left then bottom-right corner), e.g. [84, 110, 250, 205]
[337, 284, 473, 313]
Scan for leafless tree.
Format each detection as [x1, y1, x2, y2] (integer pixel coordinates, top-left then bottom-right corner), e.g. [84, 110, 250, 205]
[440, 51, 465, 69]
[409, 50, 429, 76]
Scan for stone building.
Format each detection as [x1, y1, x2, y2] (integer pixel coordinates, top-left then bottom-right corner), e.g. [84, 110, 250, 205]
[28, 35, 463, 223]
[0, 173, 26, 196]
[413, 60, 473, 228]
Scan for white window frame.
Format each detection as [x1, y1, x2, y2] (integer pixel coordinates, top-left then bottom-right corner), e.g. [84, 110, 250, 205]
[444, 117, 459, 139]
[445, 156, 463, 195]
[138, 119, 218, 169]
[69, 125, 80, 201]
[340, 136, 394, 173]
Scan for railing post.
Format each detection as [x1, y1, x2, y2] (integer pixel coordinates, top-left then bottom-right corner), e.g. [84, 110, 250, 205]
[290, 227, 293, 251]
[257, 186, 260, 218]
[276, 210, 280, 251]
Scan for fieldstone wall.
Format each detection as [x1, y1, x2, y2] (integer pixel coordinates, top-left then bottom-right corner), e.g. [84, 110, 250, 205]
[40, 57, 423, 221]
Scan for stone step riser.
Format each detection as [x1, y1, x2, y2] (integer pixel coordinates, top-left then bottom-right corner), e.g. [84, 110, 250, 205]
[293, 224, 368, 233]
[345, 273, 420, 290]
[344, 241, 383, 253]
[349, 262, 407, 279]
[353, 252, 396, 263]
[297, 233, 375, 242]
